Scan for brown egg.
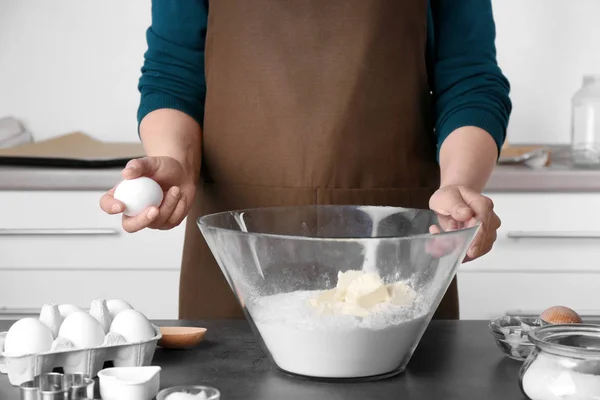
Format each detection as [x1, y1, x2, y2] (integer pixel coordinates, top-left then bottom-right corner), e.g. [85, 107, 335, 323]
[540, 306, 583, 324]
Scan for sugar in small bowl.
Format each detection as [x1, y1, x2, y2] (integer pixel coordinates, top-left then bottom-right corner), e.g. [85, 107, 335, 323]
[489, 315, 544, 361]
[156, 385, 220, 400]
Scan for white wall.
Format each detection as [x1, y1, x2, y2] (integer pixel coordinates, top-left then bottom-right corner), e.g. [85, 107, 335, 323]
[493, 0, 600, 145]
[1, 0, 599, 145]
[0, 0, 150, 142]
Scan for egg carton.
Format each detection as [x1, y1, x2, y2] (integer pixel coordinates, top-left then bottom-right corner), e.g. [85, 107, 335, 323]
[0, 324, 162, 386]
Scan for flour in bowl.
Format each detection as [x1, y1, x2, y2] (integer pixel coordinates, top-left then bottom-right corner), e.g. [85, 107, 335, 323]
[251, 270, 430, 378]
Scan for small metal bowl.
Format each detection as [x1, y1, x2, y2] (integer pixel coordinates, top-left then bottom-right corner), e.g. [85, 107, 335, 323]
[489, 316, 545, 361]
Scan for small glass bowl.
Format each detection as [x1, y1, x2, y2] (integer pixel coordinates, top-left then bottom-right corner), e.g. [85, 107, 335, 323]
[156, 385, 220, 400]
[489, 316, 545, 361]
[519, 324, 600, 399]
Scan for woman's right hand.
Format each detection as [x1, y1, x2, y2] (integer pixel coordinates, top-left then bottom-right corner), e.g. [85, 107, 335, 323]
[99, 156, 197, 233]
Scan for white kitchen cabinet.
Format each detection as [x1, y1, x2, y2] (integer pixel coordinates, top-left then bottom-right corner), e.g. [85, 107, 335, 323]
[3, 189, 596, 322]
[0, 191, 186, 320]
[458, 192, 600, 320]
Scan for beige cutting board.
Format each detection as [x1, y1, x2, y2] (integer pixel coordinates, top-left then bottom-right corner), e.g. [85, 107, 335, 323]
[0, 132, 145, 161]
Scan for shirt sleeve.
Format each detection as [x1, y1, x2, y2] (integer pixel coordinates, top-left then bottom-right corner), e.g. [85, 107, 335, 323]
[429, 0, 512, 159]
[137, 0, 209, 129]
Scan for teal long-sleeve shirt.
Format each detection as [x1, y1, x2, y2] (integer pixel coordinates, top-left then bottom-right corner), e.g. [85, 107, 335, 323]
[137, 0, 512, 159]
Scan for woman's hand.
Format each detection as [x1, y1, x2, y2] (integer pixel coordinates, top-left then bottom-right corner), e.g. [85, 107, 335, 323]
[428, 185, 501, 262]
[99, 156, 197, 233]
[100, 108, 202, 233]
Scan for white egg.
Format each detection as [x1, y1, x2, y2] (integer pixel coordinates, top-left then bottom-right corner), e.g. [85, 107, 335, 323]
[4, 318, 54, 355]
[106, 299, 134, 320]
[58, 311, 106, 348]
[39, 304, 64, 339]
[89, 299, 112, 333]
[113, 177, 164, 217]
[58, 304, 82, 319]
[109, 309, 155, 343]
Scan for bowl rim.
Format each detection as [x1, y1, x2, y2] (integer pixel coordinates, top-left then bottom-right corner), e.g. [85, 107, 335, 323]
[527, 323, 600, 358]
[489, 315, 545, 331]
[197, 205, 481, 242]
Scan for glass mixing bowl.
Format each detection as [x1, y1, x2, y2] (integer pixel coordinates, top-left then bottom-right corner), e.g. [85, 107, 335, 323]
[198, 205, 479, 381]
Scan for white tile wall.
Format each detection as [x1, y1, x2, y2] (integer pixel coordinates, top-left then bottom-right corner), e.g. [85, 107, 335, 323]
[1, 0, 600, 145]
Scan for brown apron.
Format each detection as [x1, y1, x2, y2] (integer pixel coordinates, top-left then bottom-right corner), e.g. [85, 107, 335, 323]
[180, 0, 459, 320]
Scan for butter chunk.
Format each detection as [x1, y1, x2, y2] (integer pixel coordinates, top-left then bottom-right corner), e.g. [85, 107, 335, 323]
[333, 270, 363, 301]
[308, 270, 414, 317]
[344, 273, 390, 309]
[387, 282, 417, 306]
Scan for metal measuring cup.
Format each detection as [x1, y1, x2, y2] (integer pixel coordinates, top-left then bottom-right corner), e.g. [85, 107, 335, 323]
[19, 372, 95, 400]
[64, 373, 95, 399]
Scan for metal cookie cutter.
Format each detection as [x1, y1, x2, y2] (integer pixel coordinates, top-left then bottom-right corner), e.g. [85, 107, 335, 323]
[19, 372, 96, 400]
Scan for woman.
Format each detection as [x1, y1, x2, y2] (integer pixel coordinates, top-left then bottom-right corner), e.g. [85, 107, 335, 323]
[100, 0, 510, 320]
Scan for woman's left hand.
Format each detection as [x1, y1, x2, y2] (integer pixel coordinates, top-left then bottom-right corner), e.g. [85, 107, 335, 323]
[428, 185, 501, 262]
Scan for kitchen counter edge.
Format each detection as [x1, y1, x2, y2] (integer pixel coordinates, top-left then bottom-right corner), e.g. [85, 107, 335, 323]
[1, 165, 600, 192]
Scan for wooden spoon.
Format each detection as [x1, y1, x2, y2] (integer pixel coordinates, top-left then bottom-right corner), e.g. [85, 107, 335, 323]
[158, 326, 207, 349]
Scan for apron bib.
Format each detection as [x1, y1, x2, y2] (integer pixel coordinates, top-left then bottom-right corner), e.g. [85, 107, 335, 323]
[179, 0, 459, 320]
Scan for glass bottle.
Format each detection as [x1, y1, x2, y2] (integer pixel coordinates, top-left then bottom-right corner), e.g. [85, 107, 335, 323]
[519, 324, 600, 399]
[571, 75, 600, 168]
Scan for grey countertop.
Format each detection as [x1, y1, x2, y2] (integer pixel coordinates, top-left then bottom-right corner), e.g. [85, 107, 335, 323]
[486, 163, 600, 192]
[0, 319, 524, 400]
[0, 146, 599, 192]
[486, 146, 600, 192]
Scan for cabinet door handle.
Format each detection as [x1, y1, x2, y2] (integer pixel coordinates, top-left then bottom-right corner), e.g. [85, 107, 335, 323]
[0, 228, 119, 236]
[507, 231, 600, 239]
[0, 307, 88, 315]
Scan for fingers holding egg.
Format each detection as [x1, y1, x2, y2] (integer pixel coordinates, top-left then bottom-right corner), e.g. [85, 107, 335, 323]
[99, 187, 125, 215]
[162, 194, 188, 230]
[113, 176, 164, 233]
[148, 186, 182, 229]
[113, 177, 164, 218]
[122, 157, 162, 180]
[122, 207, 160, 233]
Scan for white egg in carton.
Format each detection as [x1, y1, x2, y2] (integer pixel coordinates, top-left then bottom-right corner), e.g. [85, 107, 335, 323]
[0, 299, 162, 386]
